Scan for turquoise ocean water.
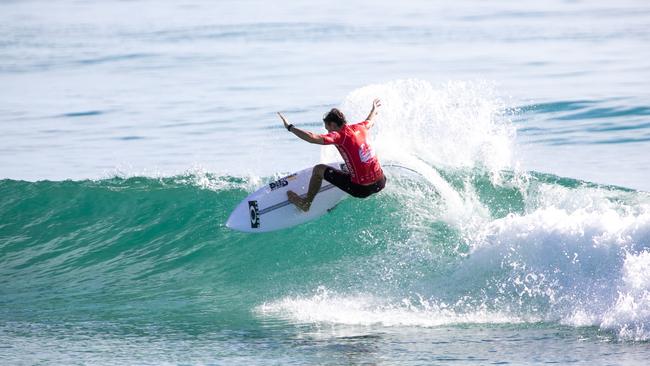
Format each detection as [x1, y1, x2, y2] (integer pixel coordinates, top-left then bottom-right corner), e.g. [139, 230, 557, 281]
[2, 1, 650, 364]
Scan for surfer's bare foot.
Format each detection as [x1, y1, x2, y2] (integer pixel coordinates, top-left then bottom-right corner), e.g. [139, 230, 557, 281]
[287, 191, 311, 212]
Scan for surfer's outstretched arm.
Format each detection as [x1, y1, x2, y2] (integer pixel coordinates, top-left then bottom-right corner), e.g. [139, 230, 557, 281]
[277, 112, 325, 144]
[364, 98, 381, 129]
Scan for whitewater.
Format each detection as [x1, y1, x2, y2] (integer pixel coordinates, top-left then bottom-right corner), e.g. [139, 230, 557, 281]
[2, 0, 650, 365]
[3, 79, 650, 364]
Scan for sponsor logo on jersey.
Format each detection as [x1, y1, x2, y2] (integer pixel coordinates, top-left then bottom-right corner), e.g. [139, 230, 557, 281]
[358, 143, 375, 163]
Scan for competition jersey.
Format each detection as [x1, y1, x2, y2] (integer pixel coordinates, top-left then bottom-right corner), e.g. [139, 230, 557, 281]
[320, 120, 383, 185]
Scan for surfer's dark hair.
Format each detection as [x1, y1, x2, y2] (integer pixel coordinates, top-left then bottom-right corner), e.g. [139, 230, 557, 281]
[323, 108, 347, 127]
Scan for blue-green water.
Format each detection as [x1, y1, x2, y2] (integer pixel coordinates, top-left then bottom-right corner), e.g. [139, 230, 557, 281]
[2, 170, 650, 364]
[2, 0, 650, 364]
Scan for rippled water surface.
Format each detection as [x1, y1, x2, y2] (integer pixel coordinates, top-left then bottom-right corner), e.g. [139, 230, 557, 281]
[1, 0, 650, 365]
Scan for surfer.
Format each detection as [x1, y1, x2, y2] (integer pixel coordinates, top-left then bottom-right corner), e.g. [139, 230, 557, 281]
[277, 99, 386, 212]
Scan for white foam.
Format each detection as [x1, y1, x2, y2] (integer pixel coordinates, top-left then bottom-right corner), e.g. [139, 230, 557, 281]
[179, 165, 263, 192]
[465, 192, 650, 340]
[98, 164, 263, 192]
[320, 79, 511, 229]
[268, 79, 650, 340]
[256, 287, 527, 328]
[601, 251, 650, 341]
[256, 182, 650, 340]
[322, 79, 515, 174]
[384, 157, 490, 230]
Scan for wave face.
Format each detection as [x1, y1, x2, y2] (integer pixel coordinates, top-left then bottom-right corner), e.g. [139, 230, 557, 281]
[2, 80, 650, 345]
[2, 166, 649, 341]
[255, 167, 650, 342]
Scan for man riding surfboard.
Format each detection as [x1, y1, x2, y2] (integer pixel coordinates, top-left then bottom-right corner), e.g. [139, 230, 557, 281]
[277, 99, 386, 212]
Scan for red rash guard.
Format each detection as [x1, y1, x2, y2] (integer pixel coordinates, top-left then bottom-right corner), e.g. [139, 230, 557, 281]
[320, 120, 383, 185]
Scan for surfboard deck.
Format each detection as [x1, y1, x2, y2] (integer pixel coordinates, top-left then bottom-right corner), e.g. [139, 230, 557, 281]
[226, 162, 347, 233]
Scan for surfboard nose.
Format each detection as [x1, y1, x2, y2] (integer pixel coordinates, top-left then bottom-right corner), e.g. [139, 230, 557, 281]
[225, 162, 345, 233]
[225, 212, 236, 229]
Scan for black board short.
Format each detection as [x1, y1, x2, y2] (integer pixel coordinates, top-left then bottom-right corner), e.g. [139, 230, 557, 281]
[323, 167, 386, 198]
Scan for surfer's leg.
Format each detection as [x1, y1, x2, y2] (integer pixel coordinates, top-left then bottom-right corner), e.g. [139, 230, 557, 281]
[287, 191, 308, 211]
[287, 164, 327, 212]
[322, 166, 355, 196]
[304, 164, 328, 204]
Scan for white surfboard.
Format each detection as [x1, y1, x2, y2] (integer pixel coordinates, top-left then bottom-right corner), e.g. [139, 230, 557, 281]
[226, 162, 347, 233]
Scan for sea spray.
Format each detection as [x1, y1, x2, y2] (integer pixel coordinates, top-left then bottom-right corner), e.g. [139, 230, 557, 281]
[2, 83, 650, 341]
[324, 79, 515, 174]
[250, 80, 650, 340]
[256, 170, 650, 340]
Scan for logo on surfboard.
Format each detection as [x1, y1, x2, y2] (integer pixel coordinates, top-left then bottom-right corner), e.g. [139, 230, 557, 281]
[248, 200, 260, 228]
[268, 173, 297, 191]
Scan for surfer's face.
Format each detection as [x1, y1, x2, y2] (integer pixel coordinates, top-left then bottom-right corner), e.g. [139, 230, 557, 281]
[324, 121, 338, 132]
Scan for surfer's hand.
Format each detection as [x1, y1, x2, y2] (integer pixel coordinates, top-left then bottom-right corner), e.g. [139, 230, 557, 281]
[277, 112, 290, 129]
[372, 98, 381, 111]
